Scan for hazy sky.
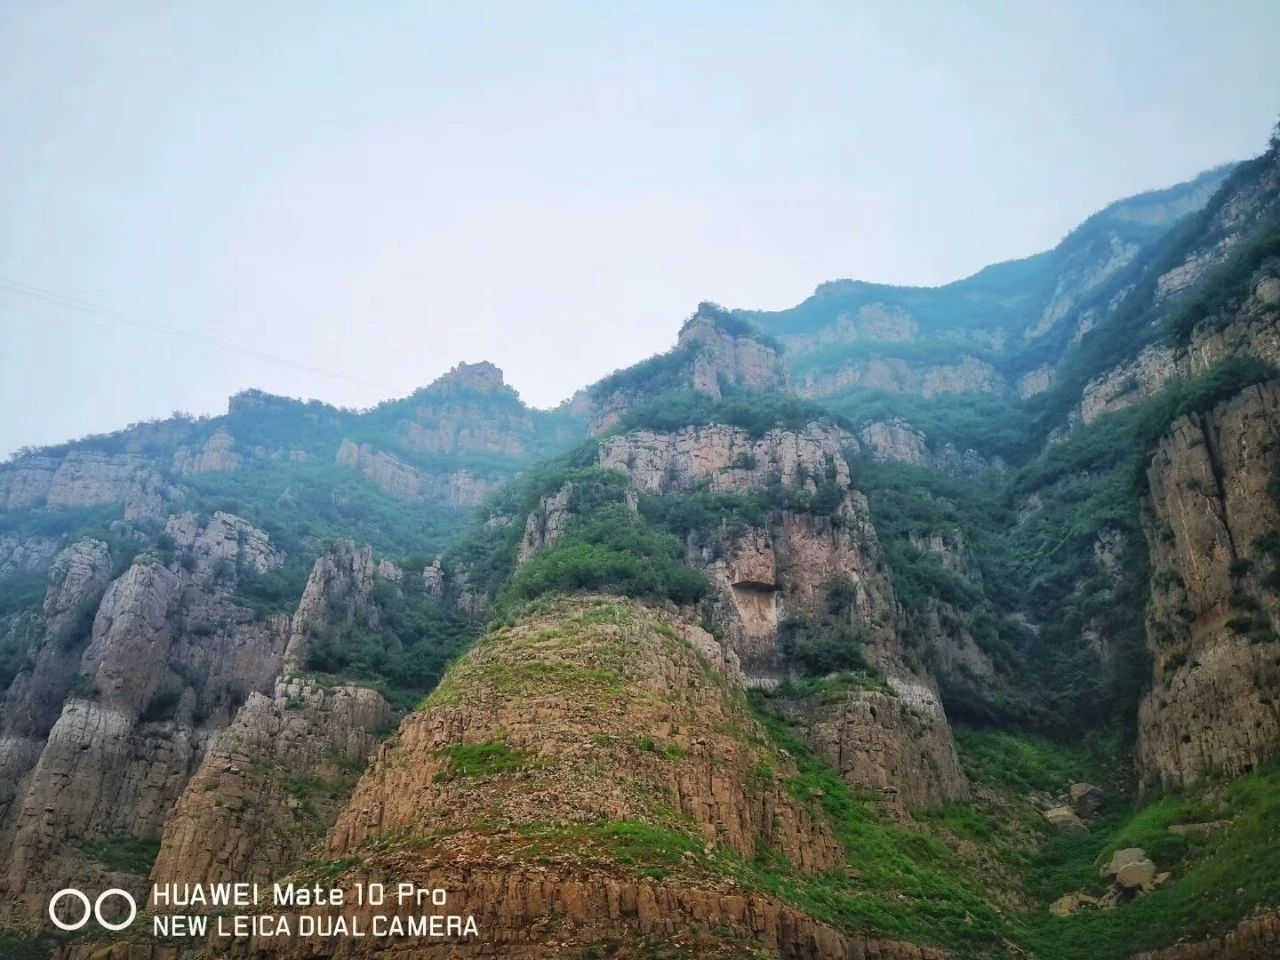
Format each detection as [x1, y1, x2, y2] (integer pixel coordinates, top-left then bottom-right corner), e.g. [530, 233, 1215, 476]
[2, 1, 1277, 457]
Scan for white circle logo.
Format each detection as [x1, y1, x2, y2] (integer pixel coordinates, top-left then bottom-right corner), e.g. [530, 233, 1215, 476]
[48, 887, 137, 931]
[95, 889, 138, 931]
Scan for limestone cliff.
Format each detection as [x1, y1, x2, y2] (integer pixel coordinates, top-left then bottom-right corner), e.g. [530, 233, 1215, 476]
[0, 515, 290, 928]
[587, 304, 788, 435]
[0, 452, 176, 522]
[334, 439, 499, 507]
[1080, 261, 1280, 425]
[594, 420, 967, 808]
[149, 678, 389, 892]
[796, 354, 1004, 400]
[1137, 380, 1280, 789]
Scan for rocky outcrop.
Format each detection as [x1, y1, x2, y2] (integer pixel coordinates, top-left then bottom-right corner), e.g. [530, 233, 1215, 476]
[677, 309, 789, 397]
[598, 421, 857, 496]
[1137, 381, 1280, 789]
[587, 306, 788, 435]
[1081, 256, 1280, 427]
[1133, 909, 1280, 959]
[283, 542, 383, 673]
[778, 302, 919, 356]
[1017, 364, 1055, 398]
[0, 516, 290, 928]
[334, 440, 497, 507]
[517, 482, 575, 563]
[0, 534, 60, 579]
[856, 419, 1005, 478]
[206, 595, 948, 960]
[0, 452, 176, 522]
[1151, 148, 1280, 309]
[762, 676, 968, 811]
[1026, 234, 1141, 341]
[399, 362, 536, 458]
[858, 419, 930, 466]
[0, 539, 113, 830]
[150, 678, 390, 891]
[172, 430, 240, 475]
[797, 354, 1003, 400]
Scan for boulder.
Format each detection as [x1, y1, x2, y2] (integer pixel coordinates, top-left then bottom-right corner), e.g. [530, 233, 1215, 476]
[1116, 858, 1158, 890]
[1101, 847, 1148, 877]
[1044, 806, 1089, 834]
[1069, 781, 1105, 818]
[1049, 892, 1099, 917]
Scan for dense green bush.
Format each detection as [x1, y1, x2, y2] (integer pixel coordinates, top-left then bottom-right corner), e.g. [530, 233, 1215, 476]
[502, 503, 708, 609]
[616, 388, 849, 439]
[303, 576, 474, 700]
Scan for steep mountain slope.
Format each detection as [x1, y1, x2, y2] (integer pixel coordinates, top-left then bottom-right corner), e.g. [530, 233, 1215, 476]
[4, 129, 1280, 960]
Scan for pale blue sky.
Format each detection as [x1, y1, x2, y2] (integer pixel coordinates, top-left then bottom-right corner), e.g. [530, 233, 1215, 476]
[1, 1, 1277, 456]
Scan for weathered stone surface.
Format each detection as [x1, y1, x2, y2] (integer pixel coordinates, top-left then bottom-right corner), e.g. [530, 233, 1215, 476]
[679, 311, 788, 398]
[1102, 847, 1149, 878]
[172, 429, 240, 475]
[1133, 908, 1280, 959]
[150, 678, 389, 891]
[0, 539, 113, 830]
[0, 452, 176, 521]
[283, 541, 381, 673]
[399, 362, 535, 457]
[598, 422, 856, 496]
[762, 677, 969, 811]
[859, 418, 929, 466]
[1017, 364, 1055, 398]
[1050, 891, 1099, 917]
[0, 516, 289, 928]
[517, 482, 575, 563]
[0, 534, 60, 579]
[1069, 781, 1105, 818]
[335, 439, 498, 507]
[798, 353, 1003, 400]
[1116, 857, 1158, 890]
[1081, 264, 1280, 426]
[1044, 806, 1088, 834]
[1138, 381, 1280, 789]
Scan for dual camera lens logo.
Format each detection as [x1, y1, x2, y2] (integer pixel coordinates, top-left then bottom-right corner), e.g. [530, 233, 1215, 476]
[48, 888, 138, 931]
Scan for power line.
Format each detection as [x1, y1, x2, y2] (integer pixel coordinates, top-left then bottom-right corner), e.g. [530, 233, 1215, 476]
[0, 276, 394, 392]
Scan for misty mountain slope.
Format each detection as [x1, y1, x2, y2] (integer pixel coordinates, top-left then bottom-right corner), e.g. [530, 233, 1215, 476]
[3, 130, 1280, 960]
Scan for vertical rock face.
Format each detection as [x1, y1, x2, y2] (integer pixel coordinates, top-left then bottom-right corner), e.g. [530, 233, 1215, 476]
[399, 361, 537, 457]
[171, 429, 240, 475]
[334, 438, 498, 506]
[763, 677, 969, 811]
[597, 422, 858, 496]
[594, 421, 966, 808]
[283, 541, 384, 673]
[1137, 381, 1280, 789]
[796, 354, 1004, 400]
[517, 482, 575, 563]
[676, 309, 789, 397]
[0, 516, 289, 928]
[149, 678, 390, 891]
[0, 540, 113, 830]
[0, 452, 176, 521]
[586, 305, 788, 434]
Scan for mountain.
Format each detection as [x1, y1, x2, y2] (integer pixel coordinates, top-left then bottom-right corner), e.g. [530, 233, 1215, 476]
[1, 127, 1279, 960]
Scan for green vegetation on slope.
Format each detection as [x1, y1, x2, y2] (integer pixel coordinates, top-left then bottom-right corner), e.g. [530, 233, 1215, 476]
[302, 574, 476, 709]
[613, 388, 847, 439]
[952, 727, 1280, 960]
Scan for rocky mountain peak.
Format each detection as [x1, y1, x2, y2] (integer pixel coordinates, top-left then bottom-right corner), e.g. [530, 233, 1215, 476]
[425, 359, 508, 396]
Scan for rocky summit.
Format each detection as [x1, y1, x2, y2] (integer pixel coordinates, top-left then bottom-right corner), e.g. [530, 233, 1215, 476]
[3, 128, 1280, 960]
